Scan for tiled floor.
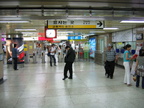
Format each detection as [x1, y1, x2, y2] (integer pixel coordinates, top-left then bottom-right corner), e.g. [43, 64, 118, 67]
[0, 59, 144, 108]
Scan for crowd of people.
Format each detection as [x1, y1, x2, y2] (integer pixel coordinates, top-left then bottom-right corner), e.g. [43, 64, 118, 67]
[8, 42, 144, 88]
[105, 44, 144, 89]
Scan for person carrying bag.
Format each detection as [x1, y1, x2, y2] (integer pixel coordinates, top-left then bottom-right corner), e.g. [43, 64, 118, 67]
[135, 48, 144, 89]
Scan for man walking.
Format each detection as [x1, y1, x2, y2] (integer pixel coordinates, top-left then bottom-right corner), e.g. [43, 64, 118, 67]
[49, 44, 57, 66]
[12, 44, 18, 70]
[104, 44, 118, 79]
[63, 46, 75, 80]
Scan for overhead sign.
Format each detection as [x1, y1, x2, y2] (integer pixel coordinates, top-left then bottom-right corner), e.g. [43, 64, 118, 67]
[48, 20, 104, 29]
[68, 36, 82, 40]
[68, 33, 82, 36]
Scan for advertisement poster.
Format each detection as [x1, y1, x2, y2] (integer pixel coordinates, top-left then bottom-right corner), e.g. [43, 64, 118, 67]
[89, 38, 96, 58]
[24, 44, 28, 51]
[6, 38, 24, 64]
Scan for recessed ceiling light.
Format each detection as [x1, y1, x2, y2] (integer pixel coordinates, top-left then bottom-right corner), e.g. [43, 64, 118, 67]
[15, 29, 37, 31]
[103, 28, 119, 30]
[120, 20, 144, 23]
[0, 21, 29, 23]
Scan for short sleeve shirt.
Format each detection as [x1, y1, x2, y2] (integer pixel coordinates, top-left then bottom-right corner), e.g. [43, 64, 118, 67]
[137, 56, 144, 66]
[50, 47, 56, 55]
[123, 50, 130, 62]
[106, 49, 116, 61]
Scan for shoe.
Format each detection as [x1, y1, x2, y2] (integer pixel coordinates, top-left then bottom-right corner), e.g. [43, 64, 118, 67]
[136, 85, 139, 88]
[68, 77, 73, 79]
[110, 76, 113, 79]
[14, 69, 18, 70]
[127, 84, 132, 86]
[107, 75, 109, 78]
[62, 77, 68, 80]
[54, 64, 56, 66]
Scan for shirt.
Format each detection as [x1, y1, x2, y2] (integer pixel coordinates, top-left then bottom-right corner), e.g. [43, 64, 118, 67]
[123, 50, 130, 62]
[12, 48, 18, 58]
[50, 47, 56, 55]
[106, 49, 116, 61]
[137, 56, 144, 67]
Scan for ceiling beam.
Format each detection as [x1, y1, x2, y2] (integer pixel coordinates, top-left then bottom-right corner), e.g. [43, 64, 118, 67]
[0, 6, 144, 11]
[0, 16, 144, 21]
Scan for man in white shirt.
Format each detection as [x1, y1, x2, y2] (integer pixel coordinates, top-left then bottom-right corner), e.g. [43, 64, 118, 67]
[49, 44, 56, 66]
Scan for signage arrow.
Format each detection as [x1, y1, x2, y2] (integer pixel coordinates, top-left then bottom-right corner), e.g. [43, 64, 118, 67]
[97, 21, 103, 27]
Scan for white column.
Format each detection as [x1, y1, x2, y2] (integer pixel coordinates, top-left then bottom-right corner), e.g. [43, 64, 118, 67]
[0, 29, 3, 81]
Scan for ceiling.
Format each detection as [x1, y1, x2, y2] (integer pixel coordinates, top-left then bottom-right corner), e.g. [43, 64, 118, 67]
[0, 0, 144, 37]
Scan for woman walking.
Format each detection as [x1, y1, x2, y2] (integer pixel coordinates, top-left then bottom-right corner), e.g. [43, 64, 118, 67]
[123, 44, 132, 86]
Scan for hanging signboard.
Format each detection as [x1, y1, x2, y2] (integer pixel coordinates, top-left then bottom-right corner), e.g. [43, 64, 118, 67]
[48, 20, 104, 29]
[68, 36, 82, 40]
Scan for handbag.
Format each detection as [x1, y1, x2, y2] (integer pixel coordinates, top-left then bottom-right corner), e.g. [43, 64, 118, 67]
[133, 75, 137, 82]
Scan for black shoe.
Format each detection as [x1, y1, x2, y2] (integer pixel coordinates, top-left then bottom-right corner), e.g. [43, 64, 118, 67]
[62, 77, 68, 80]
[110, 76, 113, 79]
[136, 85, 139, 88]
[14, 69, 18, 70]
[107, 75, 109, 78]
[68, 77, 73, 79]
[54, 64, 56, 66]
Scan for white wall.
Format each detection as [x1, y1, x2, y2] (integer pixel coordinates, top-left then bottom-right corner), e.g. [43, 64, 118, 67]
[112, 29, 136, 42]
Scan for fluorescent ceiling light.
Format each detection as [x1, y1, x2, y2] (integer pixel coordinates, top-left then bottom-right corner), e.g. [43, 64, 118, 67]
[0, 21, 29, 23]
[103, 28, 119, 30]
[22, 32, 37, 34]
[120, 20, 144, 23]
[58, 31, 73, 33]
[15, 29, 37, 31]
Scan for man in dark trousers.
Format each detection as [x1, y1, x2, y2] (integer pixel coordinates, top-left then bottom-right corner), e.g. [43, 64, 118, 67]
[104, 44, 118, 79]
[12, 44, 18, 70]
[63, 46, 75, 80]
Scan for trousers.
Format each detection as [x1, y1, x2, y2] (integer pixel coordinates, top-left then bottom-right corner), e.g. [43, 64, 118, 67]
[50, 55, 56, 66]
[123, 62, 131, 85]
[13, 58, 18, 70]
[64, 62, 73, 78]
[105, 61, 115, 77]
[136, 75, 144, 88]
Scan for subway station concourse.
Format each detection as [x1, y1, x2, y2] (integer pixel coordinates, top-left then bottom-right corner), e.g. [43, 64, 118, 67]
[0, 0, 144, 108]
